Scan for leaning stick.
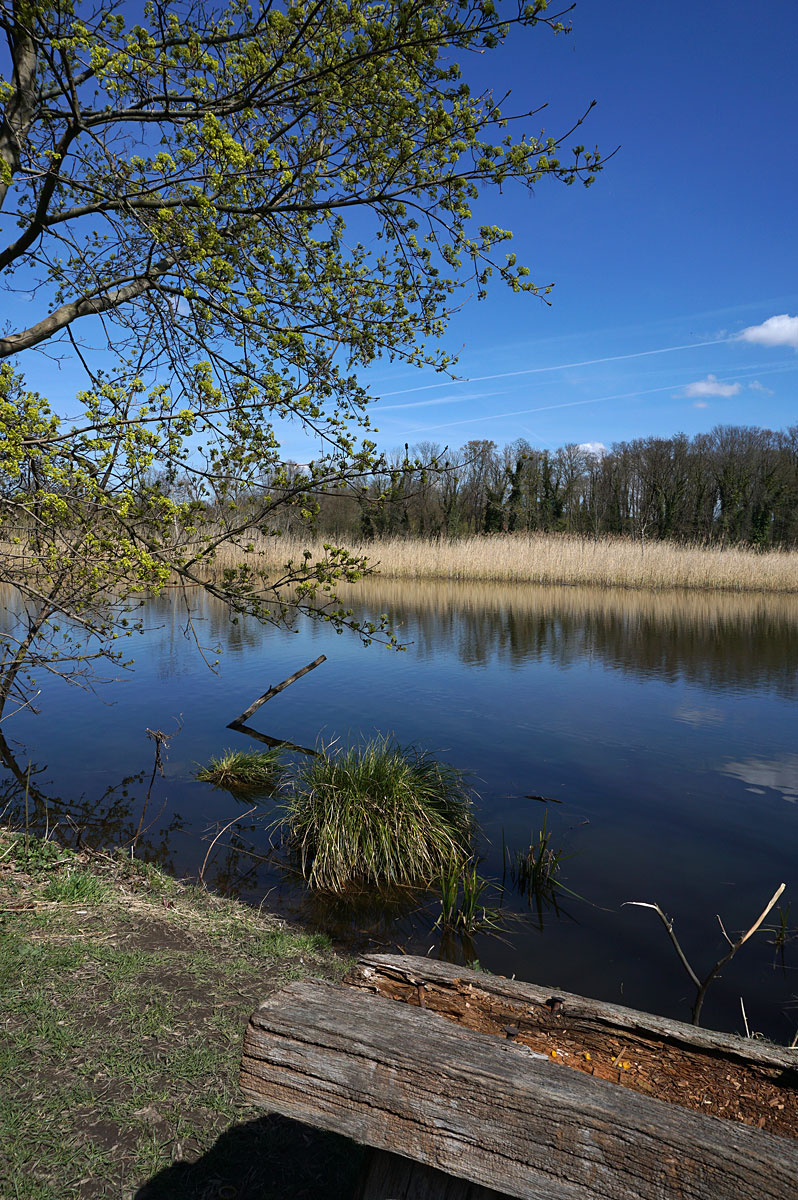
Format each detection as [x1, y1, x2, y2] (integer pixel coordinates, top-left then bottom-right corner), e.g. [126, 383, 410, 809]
[227, 655, 326, 727]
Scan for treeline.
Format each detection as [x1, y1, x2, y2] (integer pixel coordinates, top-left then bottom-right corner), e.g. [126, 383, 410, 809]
[289, 424, 798, 548]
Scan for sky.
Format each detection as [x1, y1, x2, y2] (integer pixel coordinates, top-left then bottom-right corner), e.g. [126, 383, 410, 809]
[364, 0, 798, 456]
[4, 1, 797, 461]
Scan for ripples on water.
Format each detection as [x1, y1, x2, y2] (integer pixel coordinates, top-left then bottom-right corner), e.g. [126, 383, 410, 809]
[2, 579, 797, 1037]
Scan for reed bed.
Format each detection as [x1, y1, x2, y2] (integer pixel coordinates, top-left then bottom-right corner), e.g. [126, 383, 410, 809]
[208, 532, 798, 594]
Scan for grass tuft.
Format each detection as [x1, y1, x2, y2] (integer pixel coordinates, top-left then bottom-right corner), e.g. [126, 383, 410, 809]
[505, 814, 575, 926]
[41, 868, 108, 903]
[436, 856, 503, 937]
[276, 735, 474, 891]
[195, 747, 283, 794]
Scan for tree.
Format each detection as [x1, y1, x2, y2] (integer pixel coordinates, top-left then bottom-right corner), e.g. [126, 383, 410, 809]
[0, 0, 601, 719]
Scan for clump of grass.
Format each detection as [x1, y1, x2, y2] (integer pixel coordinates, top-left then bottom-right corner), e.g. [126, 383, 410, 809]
[277, 735, 474, 891]
[196, 747, 283, 794]
[505, 814, 572, 926]
[41, 867, 108, 903]
[436, 856, 503, 937]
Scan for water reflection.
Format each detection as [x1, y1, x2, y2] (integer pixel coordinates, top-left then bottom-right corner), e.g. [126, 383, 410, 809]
[2, 577, 797, 1036]
[0, 730, 185, 870]
[722, 754, 798, 803]
[337, 578, 798, 695]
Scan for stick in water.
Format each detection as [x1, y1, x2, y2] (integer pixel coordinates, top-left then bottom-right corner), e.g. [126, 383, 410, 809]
[227, 655, 327, 727]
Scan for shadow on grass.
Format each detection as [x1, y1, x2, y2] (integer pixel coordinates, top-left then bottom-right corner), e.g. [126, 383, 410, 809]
[134, 1113, 365, 1200]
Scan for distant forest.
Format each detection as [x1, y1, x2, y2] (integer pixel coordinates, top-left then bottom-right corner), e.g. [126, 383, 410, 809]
[271, 424, 798, 548]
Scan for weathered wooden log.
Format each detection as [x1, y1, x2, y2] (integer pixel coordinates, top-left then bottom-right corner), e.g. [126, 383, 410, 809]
[347, 953, 798, 1073]
[227, 654, 326, 726]
[240, 976, 798, 1200]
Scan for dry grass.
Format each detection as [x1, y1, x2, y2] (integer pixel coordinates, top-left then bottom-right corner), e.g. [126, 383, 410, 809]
[208, 532, 798, 595]
[6, 528, 798, 596]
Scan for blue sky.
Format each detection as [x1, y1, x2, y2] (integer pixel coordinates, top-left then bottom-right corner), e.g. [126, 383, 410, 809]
[5, 2, 797, 462]
[366, 0, 798, 455]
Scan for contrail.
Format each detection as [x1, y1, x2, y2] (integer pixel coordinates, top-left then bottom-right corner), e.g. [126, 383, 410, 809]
[406, 383, 685, 434]
[405, 359, 798, 434]
[378, 338, 731, 399]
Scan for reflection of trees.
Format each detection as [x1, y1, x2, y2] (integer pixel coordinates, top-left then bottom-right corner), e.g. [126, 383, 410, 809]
[341, 580, 798, 696]
[0, 730, 183, 869]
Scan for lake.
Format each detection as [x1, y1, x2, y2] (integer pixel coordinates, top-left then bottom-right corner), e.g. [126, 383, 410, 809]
[2, 578, 797, 1040]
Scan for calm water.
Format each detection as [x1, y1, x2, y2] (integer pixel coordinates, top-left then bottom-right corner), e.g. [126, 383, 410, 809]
[3, 579, 797, 1039]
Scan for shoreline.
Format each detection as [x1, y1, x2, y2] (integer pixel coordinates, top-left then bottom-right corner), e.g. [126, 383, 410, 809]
[0, 828, 361, 1200]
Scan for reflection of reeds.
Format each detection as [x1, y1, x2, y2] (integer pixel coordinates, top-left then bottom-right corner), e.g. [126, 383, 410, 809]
[336, 574, 798, 630]
[202, 531, 798, 594]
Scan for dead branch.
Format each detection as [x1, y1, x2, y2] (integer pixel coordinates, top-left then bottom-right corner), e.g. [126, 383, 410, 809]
[624, 883, 786, 1026]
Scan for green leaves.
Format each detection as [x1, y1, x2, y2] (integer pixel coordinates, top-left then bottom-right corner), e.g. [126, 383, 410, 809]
[0, 1, 603, 715]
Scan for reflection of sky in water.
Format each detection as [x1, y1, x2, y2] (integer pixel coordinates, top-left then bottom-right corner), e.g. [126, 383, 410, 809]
[673, 705, 725, 727]
[722, 755, 798, 803]
[2, 580, 798, 1038]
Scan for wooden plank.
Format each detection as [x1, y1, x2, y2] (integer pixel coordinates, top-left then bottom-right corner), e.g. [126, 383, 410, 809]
[349, 954, 798, 1073]
[240, 978, 798, 1200]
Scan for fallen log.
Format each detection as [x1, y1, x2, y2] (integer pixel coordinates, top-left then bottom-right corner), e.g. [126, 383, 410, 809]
[240, 957, 798, 1200]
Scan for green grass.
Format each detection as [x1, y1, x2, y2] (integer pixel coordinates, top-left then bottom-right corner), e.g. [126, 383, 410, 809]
[276, 735, 475, 891]
[41, 867, 109, 903]
[436, 856, 503, 938]
[505, 814, 570, 923]
[0, 827, 361, 1200]
[195, 747, 283, 794]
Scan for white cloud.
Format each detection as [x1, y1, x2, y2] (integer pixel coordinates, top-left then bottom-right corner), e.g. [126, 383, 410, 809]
[738, 314, 798, 349]
[692, 401, 708, 409]
[578, 441, 606, 457]
[683, 374, 741, 398]
[748, 379, 775, 395]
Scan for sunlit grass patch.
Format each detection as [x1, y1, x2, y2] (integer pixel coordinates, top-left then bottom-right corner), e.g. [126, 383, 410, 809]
[41, 867, 108, 903]
[276, 735, 475, 891]
[195, 747, 283, 794]
[436, 856, 503, 938]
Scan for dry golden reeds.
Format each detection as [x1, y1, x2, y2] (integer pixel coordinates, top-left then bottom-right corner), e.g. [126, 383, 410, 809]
[206, 532, 798, 595]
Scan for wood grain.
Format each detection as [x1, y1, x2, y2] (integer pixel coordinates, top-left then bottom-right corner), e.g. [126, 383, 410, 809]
[240, 977, 798, 1200]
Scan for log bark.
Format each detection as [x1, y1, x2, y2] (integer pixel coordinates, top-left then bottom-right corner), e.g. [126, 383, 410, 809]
[240, 977, 798, 1200]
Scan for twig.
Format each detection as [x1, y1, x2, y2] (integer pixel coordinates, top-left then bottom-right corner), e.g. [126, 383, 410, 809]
[692, 883, 786, 1025]
[227, 655, 326, 726]
[740, 997, 750, 1039]
[625, 884, 787, 1026]
[199, 807, 257, 885]
[623, 901, 700, 988]
[127, 727, 172, 853]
